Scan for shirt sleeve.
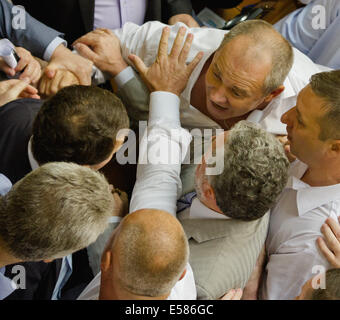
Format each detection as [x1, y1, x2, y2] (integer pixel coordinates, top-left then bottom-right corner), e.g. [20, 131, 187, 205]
[0, 0, 65, 59]
[274, 0, 340, 55]
[129, 91, 192, 216]
[0, 173, 12, 196]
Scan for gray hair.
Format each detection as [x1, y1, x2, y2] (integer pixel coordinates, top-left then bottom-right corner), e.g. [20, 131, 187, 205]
[310, 70, 340, 140]
[218, 20, 294, 95]
[0, 162, 114, 261]
[210, 121, 289, 221]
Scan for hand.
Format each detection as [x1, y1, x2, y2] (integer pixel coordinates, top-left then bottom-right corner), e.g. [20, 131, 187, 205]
[39, 69, 79, 97]
[0, 47, 41, 85]
[0, 78, 40, 106]
[128, 26, 203, 96]
[168, 14, 200, 28]
[220, 289, 243, 300]
[111, 186, 129, 218]
[317, 216, 340, 268]
[276, 135, 296, 163]
[44, 44, 93, 86]
[73, 29, 128, 77]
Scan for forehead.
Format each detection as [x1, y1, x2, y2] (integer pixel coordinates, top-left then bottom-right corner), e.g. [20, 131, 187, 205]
[214, 37, 272, 89]
[297, 85, 327, 122]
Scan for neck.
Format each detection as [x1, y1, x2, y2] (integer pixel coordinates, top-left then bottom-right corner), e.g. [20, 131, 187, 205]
[301, 160, 340, 186]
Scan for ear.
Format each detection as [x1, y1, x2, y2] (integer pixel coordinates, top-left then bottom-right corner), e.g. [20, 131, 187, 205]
[101, 251, 113, 275]
[202, 179, 216, 203]
[263, 85, 285, 104]
[178, 268, 187, 281]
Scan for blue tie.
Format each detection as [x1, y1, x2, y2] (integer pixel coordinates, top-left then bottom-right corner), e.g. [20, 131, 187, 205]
[177, 191, 197, 213]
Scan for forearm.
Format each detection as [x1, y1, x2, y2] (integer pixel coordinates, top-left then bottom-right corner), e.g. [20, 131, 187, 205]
[0, 0, 64, 59]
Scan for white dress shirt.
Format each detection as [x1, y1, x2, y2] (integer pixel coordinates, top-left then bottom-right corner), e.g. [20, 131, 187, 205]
[178, 197, 231, 220]
[78, 91, 196, 300]
[113, 21, 325, 135]
[260, 160, 340, 300]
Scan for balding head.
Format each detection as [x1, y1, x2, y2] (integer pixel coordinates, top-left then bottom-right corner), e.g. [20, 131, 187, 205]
[102, 209, 189, 299]
[218, 20, 293, 95]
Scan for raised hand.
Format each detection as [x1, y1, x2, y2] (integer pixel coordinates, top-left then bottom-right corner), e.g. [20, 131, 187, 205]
[128, 26, 203, 96]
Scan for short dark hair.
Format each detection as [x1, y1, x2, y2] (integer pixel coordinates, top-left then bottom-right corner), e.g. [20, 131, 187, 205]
[32, 85, 129, 165]
[310, 70, 340, 141]
[312, 269, 340, 300]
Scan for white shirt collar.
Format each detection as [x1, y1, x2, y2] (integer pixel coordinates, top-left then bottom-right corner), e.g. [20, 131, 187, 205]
[189, 198, 231, 220]
[27, 137, 39, 171]
[286, 160, 340, 216]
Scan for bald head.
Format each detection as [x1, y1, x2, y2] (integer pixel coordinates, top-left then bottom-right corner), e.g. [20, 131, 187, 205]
[218, 20, 293, 95]
[108, 209, 189, 297]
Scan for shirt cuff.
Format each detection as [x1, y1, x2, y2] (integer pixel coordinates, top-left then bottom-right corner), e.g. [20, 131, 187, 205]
[108, 216, 122, 224]
[43, 37, 67, 61]
[149, 91, 180, 126]
[114, 66, 136, 88]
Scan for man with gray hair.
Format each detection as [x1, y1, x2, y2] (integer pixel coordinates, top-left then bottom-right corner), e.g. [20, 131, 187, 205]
[74, 19, 323, 136]
[177, 120, 289, 299]
[0, 162, 115, 300]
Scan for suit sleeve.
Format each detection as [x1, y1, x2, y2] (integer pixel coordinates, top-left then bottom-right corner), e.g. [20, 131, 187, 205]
[0, 0, 64, 59]
[166, 0, 193, 18]
[117, 74, 150, 131]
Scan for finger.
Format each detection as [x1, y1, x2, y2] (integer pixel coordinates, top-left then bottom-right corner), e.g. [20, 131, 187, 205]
[22, 84, 38, 95]
[325, 218, 340, 240]
[39, 76, 47, 96]
[19, 61, 38, 83]
[128, 54, 148, 75]
[157, 27, 170, 59]
[178, 33, 193, 64]
[19, 91, 40, 99]
[170, 27, 186, 59]
[321, 223, 339, 254]
[14, 56, 28, 73]
[74, 43, 97, 62]
[233, 288, 243, 300]
[73, 33, 99, 47]
[7, 78, 31, 99]
[187, 51, 204, 74]
[44, 63, 57, 79]
[317, 237, 336, 265]
[2, 65, 16, 77]
[220, 289, 235, 300]
[50, 71, 64, 95]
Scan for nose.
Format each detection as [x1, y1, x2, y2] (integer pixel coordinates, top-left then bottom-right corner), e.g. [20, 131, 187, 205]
[281, 106, 295, 125]
[210, 85, 227, 105]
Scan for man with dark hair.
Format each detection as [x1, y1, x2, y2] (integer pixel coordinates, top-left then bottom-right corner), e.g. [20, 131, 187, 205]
[0, 84, 129, 300]
[260, 70, 340, 300]
[31, 85, 129, 169]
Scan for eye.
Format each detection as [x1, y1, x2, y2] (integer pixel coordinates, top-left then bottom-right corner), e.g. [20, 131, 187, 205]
[213, 70, 221, 80]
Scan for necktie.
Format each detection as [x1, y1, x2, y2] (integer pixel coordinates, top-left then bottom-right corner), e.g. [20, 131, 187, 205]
[177, 191, 197, 213]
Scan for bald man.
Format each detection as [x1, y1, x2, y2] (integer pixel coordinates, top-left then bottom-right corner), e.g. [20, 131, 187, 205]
[77, 29, 200, 300]
[80, 210, 192, 300]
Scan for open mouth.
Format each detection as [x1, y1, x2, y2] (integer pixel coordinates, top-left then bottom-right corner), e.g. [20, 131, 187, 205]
[211, 101, 228, 111]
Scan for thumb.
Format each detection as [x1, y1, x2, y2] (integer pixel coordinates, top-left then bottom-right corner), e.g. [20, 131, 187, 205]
[74, 43, 97, 62]
[45, 62, 57, 79]
[128, 54, 147, 75]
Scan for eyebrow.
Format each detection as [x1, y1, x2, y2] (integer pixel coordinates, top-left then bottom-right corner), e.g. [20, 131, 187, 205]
[232, 86, 249, 97]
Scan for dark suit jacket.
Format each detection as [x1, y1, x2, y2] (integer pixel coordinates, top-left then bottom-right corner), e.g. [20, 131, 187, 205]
[12, 0, 193, 45]
[0, 98, 93, 300]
